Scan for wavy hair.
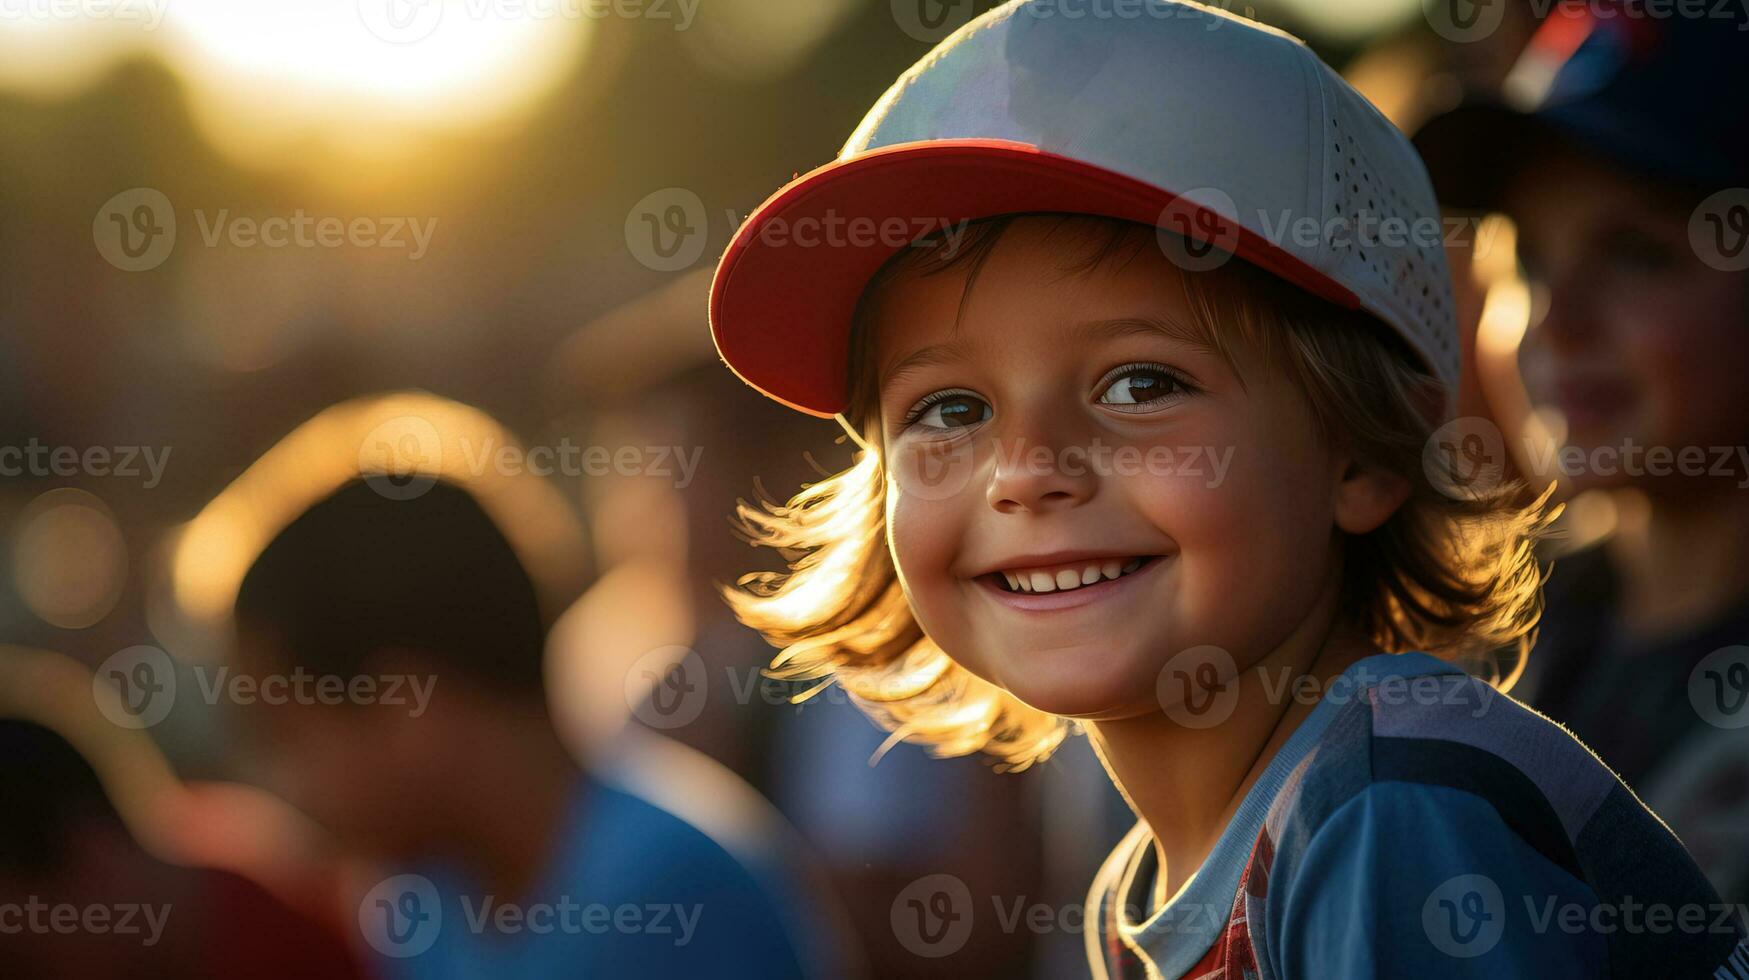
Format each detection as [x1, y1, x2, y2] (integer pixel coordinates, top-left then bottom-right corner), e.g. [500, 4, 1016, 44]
[723, 214, 1556, 771]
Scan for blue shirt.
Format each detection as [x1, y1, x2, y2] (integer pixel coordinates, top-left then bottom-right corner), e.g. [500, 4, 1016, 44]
[373, 772, 815, 979]
[1088, 652, 1749, 979]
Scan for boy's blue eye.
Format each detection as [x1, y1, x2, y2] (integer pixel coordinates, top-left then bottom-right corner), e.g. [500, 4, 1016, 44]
[1097, 364, 1186, 407]
[906, 390, 990, 430]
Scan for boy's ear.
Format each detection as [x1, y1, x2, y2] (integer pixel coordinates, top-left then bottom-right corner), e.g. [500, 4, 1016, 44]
[1332, 459, 1411, 535]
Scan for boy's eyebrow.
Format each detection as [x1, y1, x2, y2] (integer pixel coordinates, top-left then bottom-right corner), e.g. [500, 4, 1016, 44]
[879, 314, 1217, 396]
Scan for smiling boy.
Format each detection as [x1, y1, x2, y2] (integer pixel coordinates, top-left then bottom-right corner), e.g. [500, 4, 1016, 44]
[707, 1, 1747, 976]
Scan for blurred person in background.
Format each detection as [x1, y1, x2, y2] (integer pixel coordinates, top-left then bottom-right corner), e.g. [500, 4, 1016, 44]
[229, 476, 835, 978]
[0, 717, 362, 979]
[1416, 3, 1749, 904]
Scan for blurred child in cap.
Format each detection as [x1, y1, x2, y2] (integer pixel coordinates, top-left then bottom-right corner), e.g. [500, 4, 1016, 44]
[1416, 0, 1749, 907]
[232, 476, 834, 979]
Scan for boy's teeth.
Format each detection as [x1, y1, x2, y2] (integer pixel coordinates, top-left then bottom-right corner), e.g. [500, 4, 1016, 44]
[1002, 558, 1149, 594]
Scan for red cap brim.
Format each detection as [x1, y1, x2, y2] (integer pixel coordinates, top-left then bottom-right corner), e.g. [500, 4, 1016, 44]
[709, 139, 1358, 418]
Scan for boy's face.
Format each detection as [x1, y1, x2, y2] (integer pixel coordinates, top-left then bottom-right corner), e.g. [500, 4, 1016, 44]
[1507, 152, 1749, 492]
[869, 218, 1352, 721]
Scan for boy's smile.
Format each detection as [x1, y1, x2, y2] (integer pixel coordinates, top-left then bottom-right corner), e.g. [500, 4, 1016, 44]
[972, 551, 1168, 610]
[867, 216, 1372, 721]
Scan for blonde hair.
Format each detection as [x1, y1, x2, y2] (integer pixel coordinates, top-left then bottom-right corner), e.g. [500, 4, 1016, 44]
[723, 214, 1555, 771]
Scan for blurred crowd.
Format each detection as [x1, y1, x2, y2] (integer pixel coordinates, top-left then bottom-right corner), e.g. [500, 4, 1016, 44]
[0, 0, 1744, 977]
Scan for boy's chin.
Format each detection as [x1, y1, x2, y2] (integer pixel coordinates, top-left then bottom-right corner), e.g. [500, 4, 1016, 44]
[992, 657, 1162, 721]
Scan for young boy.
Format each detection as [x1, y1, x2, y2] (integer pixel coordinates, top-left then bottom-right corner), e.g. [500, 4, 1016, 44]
[707, 1, 1749, 976]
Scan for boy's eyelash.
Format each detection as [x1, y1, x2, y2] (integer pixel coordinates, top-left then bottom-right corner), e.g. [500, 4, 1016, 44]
[900, 388, 977, 427]
[1097, 361, 1199, 396]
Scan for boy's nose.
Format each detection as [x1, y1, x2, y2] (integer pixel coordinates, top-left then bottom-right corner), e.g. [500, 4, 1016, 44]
[984, 429, 1100, 515]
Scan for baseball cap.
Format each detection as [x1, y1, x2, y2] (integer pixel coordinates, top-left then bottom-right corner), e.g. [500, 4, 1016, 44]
[708, 0, 1459, 419]
[1413, 2, 1749, 210]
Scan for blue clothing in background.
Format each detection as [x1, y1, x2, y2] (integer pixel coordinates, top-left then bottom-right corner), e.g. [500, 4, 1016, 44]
[374, 771, 811, 980]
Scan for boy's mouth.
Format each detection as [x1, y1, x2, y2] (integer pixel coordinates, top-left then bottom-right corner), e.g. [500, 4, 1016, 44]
[981, 555, 1164, 595]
